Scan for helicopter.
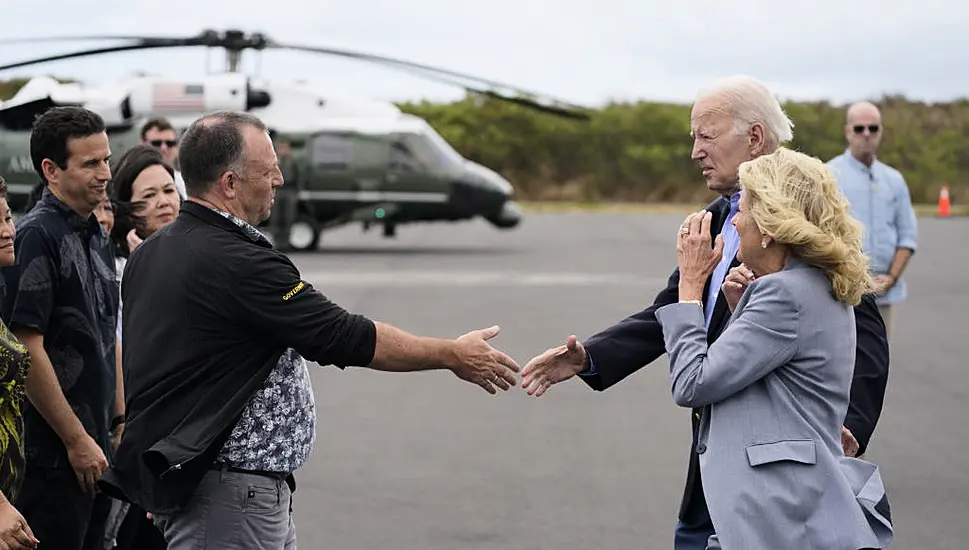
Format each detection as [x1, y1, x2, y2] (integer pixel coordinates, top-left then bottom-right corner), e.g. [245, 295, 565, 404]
[0, 29, 590, 250]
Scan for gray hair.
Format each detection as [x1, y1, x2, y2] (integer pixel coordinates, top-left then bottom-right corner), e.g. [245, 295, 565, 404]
[696, 75, 794, 152]
[177, 111, 268, 197]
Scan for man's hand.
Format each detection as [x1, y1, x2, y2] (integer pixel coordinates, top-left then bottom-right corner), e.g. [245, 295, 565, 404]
[842, 425, 860, 457]
[0, 500, 38, 549]
[520, 335, 587, 397]
[871, 274, 894, 296]
[67, 433, 109, 497]
[722, 263, 756, 312]
[449, 326, 520, 394]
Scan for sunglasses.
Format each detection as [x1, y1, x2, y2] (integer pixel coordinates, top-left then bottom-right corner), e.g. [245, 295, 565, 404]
[149, 139, 178, 148]
[852, 124, 879, 134]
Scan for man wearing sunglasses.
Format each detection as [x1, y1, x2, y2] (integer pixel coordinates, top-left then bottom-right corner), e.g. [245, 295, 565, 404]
[827, 101, 918, 336]
[140, 118, 188, 200]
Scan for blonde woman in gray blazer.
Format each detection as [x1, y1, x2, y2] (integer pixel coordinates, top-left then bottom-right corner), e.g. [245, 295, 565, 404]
[657, 147, 894, 550]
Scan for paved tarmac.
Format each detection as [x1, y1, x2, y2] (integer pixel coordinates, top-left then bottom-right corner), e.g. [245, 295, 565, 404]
[285, 211, 968, 550]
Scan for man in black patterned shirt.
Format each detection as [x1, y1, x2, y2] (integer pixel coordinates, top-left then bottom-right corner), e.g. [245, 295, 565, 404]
[100, 111, 520, 550]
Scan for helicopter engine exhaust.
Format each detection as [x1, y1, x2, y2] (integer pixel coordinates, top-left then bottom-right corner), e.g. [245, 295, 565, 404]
[125, 73, 270, 116]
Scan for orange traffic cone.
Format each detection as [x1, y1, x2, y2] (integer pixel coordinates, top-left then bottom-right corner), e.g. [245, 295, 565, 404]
[938, 185, 951, 217]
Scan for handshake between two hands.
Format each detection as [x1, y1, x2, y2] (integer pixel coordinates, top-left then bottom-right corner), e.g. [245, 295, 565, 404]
[455, 264, 763, 399]
[446, 326, 586, 398]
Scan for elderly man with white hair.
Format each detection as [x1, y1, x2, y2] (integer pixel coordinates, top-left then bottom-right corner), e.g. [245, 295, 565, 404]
[520, 75, 891, 550]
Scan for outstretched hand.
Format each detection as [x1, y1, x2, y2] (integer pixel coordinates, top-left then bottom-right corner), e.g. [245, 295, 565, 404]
[520, 335, 587, 397]
[450, 325, 520, 394]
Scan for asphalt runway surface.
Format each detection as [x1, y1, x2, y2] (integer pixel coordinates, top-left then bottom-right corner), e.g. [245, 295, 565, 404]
[285, 211, 968, 550]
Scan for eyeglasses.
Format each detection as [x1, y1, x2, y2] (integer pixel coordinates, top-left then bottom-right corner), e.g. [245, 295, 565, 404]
[852, 124, 880, 134]
[149, 139, 178, 148]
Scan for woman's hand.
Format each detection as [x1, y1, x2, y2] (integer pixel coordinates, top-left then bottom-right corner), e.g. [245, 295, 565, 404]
[722, 263, 756, 312]
[677, 211, 724, 300]
[126, 228, 144, 253]
[0, 499, 38, 549]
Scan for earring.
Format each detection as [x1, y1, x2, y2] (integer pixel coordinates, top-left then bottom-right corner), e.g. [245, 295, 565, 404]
[761, 240, 768, 249]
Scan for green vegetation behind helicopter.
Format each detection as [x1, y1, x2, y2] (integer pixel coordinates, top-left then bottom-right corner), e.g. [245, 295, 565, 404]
[0, 29, 590, 250]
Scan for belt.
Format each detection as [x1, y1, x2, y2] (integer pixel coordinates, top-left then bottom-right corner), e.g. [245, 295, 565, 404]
[209, 462, 289, 482]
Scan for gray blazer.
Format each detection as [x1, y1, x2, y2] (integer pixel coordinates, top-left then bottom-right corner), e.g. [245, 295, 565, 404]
[655, 259, 893, 550]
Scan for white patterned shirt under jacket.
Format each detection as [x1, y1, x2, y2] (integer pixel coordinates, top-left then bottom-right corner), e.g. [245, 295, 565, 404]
[209, 208, 317, 474]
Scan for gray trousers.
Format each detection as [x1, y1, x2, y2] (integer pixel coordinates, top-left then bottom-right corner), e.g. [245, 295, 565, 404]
[152, 468, 296, 549]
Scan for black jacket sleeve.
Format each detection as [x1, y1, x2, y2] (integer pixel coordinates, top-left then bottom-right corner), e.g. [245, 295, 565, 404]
[229, 249, 377, 369]
[845, 293, 890, 455]
[579, 267, 682, 391]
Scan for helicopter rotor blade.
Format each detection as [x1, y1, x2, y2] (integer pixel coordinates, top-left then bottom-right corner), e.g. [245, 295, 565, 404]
[0, 29, 591, 120]
[0, 34, 179, 45]
[0, 35, 220, 73]
[271, 42, 591, 120]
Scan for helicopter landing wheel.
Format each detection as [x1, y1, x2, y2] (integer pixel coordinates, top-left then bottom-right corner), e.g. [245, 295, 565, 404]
[382, 223, 397, 238]
[287, 216, 320, 251]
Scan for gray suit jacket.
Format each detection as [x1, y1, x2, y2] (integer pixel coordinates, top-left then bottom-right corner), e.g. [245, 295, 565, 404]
[655, 259, 893, 550]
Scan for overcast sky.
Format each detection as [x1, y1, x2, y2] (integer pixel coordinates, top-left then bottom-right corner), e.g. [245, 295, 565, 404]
[2, 0, 966, 108]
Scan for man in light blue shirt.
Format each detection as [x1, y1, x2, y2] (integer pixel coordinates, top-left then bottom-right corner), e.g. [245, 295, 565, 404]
[828, 101, 917, 333]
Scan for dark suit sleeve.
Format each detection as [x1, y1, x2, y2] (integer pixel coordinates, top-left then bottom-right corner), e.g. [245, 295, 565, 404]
[845, 293, 890, 455]
[578, 267, 681, 391]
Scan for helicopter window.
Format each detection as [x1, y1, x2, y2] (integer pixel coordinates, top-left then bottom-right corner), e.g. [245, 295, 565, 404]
[352, 137, 390, 169]
[311, 134, 353, 171]
[389, 139, 420, 172]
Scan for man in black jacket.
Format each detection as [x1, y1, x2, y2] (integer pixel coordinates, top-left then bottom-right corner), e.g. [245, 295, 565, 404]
[520, 75, 890, 550]
[99, 111, 520, 549]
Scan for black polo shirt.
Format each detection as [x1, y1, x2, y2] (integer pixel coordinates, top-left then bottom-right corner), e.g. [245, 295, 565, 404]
[0, 187, 119, 467]
[100, 201, 377, 513]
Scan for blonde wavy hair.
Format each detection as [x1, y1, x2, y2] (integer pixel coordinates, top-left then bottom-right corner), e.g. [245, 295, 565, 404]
[738, 147, 874, 305]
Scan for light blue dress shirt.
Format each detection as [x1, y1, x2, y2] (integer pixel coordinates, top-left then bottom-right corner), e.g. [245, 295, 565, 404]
[705, 193, 741, 328]
[581, 194, 739, 376]
[827, 150, 918, 306]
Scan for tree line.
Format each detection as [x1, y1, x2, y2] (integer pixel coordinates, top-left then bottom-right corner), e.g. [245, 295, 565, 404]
[3, 78, 966, 204]
[398, 95, 969, 205]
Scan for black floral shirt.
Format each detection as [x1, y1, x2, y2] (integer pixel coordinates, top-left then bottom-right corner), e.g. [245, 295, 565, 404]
[0, 188, 119, 466]
[208, 208, 316, 473]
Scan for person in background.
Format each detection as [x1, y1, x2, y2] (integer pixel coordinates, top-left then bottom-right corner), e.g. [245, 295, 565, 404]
[0, 174, 40, 550]
[94, 196, 115, 235]
[268, 135, 301, 251]
[108, 145, 181, 281]
[0, 106, 119, 550]
[100, 144, 177, 550]
[140, 118, 186, 200]
[827, 101, 917, 335]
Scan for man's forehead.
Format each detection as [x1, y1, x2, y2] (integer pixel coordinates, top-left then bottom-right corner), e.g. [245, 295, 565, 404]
[67, 133, 111, 159]
[146, 127, 176, 136]
[693, 95, 731, 118]
[847, 103, 880, 123]
[244, 127, 278, 164]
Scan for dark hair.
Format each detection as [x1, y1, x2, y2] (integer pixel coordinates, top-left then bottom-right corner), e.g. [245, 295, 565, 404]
[177, 111, 267, 197]
[140, 117, 175, 140]
[108, 145, 175, 258]
[29, 106, 106, 183]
